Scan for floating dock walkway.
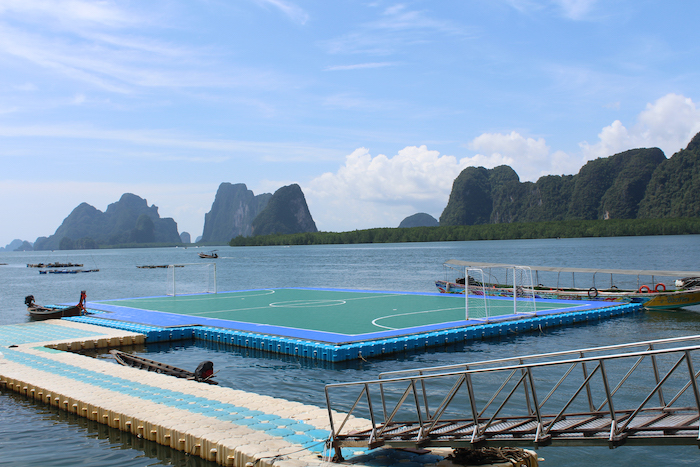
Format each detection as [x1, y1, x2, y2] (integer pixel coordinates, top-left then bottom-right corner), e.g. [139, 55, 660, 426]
[0, 320, 370, 466]
[0, 320, 540, 467]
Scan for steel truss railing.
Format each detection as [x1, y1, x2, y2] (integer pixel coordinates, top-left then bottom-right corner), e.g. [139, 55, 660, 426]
[325, 335, 700, 460]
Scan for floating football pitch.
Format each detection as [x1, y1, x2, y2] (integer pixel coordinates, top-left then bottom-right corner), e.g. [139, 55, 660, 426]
[85, 288, 598, 344]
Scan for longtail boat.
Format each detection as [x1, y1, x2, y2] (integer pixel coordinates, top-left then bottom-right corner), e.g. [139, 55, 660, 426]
[109, 350, 217, 384]
[436, 260, 700, 311]
[25, 291, 88, 320]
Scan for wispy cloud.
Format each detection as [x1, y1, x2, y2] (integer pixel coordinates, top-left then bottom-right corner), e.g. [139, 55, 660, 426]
[324, 62, 396, 71]
[502, 0, 599, 20]
[252, 0, 309, 25]
[323, 3, 467, 56]
[553, 0, 599, 20]
[0, 11, 283, 94]
[322, 93, 398, 111]
[0, 123, 342, 160]
[0, 0, 137, 28]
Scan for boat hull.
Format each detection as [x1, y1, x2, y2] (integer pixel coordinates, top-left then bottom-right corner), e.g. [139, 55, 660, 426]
[28, 305, 84, 320]
[641, 289, 700, 310]
[109, 350, 218, 384]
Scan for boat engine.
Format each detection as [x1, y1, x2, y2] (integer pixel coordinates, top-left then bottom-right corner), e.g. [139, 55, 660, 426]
[194, 361, 214, 381]
[25, 295, 36, 307]
[676, 277, 700, 289]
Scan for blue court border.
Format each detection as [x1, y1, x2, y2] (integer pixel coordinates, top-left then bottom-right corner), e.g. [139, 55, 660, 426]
[67, 287, 642, 362]
[77, 287, 632, 345]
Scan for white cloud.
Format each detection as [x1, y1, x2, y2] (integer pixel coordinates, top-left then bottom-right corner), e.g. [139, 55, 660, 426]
[306, 94, 700, 232]
[468, 131, 577, 181]
[580, 93, 700, 159]
[304, 146, 470, 231]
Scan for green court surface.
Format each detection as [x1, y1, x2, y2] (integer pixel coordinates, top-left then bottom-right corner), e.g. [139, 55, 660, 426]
[90, 288, 585, 343]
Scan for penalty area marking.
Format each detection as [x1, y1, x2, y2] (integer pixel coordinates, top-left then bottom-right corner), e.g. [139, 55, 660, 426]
[269, 299, 347, 308]
[371, 306, 465, 330]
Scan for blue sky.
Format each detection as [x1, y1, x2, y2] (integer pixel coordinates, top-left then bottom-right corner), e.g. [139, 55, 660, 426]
[2, 0, 700, 246]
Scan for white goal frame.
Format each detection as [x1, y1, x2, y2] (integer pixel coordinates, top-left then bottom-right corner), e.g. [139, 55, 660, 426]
[466, 265, 537, 322]
[465, 268, 490, 321]
[166, 262, 217, 296]
[512, 265, 537, 315]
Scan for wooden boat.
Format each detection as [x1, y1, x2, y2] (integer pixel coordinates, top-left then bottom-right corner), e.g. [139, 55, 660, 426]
[27, 262, 83, 268]
[436, 260, 700, 311]
[109, 350, 217, 384]
[198, 250, 218, 259]
[38, 269, 99, 274]
[25, 290, 88, 319]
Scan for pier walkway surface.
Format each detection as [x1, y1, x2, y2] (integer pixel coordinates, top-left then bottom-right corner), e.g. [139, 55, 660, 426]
[0, 320, 462, 467]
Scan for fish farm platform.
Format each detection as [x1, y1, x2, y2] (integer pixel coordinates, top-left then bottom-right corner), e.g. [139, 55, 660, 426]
[73, 287, 641, 362]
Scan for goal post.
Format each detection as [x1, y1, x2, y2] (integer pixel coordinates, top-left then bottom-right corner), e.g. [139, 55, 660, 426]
[512, 266, 537, 315]
[465, 268, 490, 321]
[166, 263, 217, 296]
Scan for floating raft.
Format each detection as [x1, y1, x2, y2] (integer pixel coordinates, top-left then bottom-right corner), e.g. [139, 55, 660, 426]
[72, 287, 643, 362]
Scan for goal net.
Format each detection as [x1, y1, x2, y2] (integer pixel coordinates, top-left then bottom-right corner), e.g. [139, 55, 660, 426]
[512, 266, 537, 315]
[166, 263, 217, 296]
[465, 268, 490, 321]
[466, 265, 536, 322]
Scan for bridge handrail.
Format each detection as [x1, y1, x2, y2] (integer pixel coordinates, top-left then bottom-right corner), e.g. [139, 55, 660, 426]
[325, 340, 700, 458]
[377, 334, 700, 380]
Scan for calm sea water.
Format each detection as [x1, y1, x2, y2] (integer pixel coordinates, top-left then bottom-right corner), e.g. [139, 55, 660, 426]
[2, 236, 700, 466]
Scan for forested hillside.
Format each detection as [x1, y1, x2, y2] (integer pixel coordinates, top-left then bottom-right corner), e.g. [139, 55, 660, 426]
[638, 132, 700, 218]
[250, 184, 317, 236]
[440, 133, 699, 226]
[33, 193, 181, 250]
[200, 183, 272, 243]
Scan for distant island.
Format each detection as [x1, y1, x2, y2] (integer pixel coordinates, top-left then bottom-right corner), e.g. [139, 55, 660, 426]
[230, 217, 700, 246]
[399, 213, 439, 228]
[233, 131, 700, 246]
[33, 193, 181, 251]
[7, 130, 700, 250]
[438, 131, 699, 227]
[26, 183, 319, 250]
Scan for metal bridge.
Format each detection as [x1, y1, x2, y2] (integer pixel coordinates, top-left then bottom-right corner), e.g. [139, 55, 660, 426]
[324, 335, 700, 460]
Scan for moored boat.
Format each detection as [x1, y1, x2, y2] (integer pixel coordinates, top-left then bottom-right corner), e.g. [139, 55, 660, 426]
[109, 350, 218, 384]
[27, 262, 83, 268]
[38, 269, 99, 274]
[25, 290, 88, 319]
[436, 260, 700, 310]
[198, 250, 218, 259]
